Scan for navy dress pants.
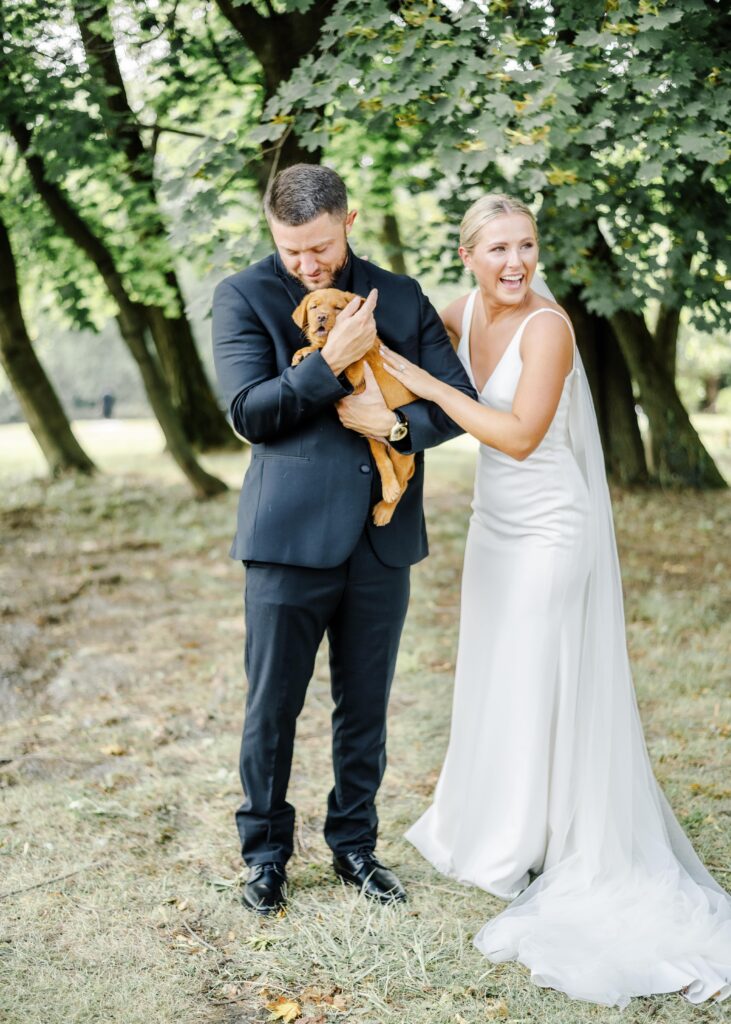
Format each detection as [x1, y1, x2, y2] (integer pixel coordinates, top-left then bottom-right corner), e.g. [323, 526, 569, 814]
[236, 529, 411, 866]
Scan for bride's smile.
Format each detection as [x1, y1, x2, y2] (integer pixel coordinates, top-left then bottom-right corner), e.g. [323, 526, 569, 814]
[459, 213, 539, 309]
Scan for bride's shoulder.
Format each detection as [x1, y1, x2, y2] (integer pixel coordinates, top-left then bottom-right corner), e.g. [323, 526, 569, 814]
[521, 299, 574, 371]
[440, 293, 472, 350]
[524, 296, 574, 334]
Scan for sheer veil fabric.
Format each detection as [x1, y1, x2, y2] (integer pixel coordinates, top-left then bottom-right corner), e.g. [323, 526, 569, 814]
[429, 273, 731, 1007]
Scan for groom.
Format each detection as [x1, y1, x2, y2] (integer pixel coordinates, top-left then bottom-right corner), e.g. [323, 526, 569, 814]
[212, 164, 475, 914]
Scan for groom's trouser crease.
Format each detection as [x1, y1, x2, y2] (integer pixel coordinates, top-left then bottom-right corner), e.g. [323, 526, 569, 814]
[237, 529, 410, 866]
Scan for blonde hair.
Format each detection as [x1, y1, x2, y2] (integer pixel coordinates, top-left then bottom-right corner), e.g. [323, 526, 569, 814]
[460, 193, 538, 253]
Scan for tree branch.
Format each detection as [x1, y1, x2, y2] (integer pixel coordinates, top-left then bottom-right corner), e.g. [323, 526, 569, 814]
[138, 0, 181, 45]
[264, 122, 292, 195]
[136, 120, 209, 141]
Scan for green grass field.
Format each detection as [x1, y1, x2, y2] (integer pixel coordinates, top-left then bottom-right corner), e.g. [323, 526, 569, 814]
[0, 422, 729, 1024]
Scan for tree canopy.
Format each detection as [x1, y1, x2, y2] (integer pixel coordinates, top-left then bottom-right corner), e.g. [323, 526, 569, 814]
[0, 0, 728, 488]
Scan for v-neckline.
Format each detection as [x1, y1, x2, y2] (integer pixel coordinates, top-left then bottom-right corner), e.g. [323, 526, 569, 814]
[466, 291, 520, 394]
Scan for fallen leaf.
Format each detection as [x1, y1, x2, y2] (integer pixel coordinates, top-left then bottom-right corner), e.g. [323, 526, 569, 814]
[266, 996, 301, 1022]
[484, 998, 509, 1019]
[299, 985, 348, 1009]
[100, 744, 127, 756]
[300, 987, 326, 1005]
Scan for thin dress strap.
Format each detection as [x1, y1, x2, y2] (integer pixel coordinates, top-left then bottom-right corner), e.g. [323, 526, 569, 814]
[516, 307, 577, 371]
[460, 289, 479, 345]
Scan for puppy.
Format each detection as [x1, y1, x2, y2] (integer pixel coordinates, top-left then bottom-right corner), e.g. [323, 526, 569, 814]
[292, 288, 416, 526]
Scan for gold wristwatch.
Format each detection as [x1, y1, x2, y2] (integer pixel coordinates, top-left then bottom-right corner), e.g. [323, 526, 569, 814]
[388, 409, 409, 443]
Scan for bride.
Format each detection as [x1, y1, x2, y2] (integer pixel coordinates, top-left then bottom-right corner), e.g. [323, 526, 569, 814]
[381, 193, 731, 1008]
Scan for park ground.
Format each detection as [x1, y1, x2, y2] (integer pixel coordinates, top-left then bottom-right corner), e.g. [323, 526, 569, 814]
[0, 420, 730, 1024]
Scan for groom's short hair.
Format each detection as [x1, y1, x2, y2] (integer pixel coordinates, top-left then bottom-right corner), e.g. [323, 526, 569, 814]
[264, 164, 348, 226]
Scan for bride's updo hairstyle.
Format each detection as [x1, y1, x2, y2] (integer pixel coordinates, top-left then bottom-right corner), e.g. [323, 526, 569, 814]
[459, 194, 538, 254]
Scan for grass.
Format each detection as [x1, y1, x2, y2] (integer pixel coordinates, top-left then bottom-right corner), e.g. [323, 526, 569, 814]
[0, 422, 729, 1024]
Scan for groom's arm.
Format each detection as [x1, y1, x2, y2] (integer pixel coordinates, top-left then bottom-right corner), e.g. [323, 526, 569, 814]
[212, 278, 353, 444]
[390, 281, 477, 455]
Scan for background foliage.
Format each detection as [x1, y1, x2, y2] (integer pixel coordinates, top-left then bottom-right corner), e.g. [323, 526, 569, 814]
[0, 0, 729, 486]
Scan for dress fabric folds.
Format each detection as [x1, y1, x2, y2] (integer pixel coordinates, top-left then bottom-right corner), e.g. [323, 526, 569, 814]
[405, 285, 731, 1008]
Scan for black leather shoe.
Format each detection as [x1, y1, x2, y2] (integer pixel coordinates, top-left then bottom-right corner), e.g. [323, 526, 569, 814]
[333, 850, 407, 903]
[242, 862, 287, 915]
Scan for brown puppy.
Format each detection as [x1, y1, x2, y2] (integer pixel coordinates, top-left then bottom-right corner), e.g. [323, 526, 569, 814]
[292, 288, 416, 526]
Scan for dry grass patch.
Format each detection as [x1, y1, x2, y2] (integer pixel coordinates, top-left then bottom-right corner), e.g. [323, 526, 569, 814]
[0, 436, 729, 1024]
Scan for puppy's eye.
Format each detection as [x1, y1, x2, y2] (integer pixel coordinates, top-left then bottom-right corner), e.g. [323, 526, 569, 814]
[310, 302, 319, 309]
[334, 305, 344, 311]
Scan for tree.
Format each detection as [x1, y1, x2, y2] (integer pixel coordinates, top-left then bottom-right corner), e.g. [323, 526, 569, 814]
[214, 0, 338, 190]
[5, 113, 226, 498]
[71, 0, 236, 450]
[0, 210, 95, 477]
[1, 1, 227, 493]
[264, 0, 729, 487]
[563, 287, 648, 485]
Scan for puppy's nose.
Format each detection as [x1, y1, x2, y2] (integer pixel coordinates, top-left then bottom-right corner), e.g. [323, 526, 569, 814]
[317, 313, 327, 323]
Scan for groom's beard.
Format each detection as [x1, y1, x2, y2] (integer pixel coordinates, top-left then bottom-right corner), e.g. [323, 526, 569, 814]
[288, 245, 350, 292]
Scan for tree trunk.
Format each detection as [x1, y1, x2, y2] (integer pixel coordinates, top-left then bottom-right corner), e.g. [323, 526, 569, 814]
[379, 211, 408, 276]
[73, 0, 236, 451]
[0, 217, 95, 477]
[214, 0, 337, 189]
[653, 303, 680, 380]
[112, 309, 228, 499]
[563, 290, 648, 485]
[702, 375, 720, 413]
[144, 283, 239, 451]
[7, 116, 227, 498]
[611, 309, 726, 488]
[587, 228, 725, 487]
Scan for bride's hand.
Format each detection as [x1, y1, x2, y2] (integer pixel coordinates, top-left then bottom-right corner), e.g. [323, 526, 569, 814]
[380, 345, 443, 402]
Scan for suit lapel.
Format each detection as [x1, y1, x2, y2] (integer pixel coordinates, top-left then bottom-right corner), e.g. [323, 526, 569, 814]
[348, 253, 374, 302]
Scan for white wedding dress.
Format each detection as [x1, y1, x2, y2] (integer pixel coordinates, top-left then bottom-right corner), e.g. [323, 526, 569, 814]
[406, 285, 731, 1008]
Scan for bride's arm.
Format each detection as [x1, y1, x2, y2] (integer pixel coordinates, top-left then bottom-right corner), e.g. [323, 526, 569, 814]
[382, 315, 573, 461]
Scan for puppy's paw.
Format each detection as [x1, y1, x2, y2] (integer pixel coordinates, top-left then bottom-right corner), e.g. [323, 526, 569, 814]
[381, 478, 402, 503]
[372, 500, 396, 527]
[292, 350, 309, 366]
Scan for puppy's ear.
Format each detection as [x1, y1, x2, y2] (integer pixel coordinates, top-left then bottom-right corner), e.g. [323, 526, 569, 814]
[292, 296, 310, 329]
[344, 291, 362, 307]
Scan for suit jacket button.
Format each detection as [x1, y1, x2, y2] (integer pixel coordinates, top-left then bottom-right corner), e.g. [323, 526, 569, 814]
[359, 464, 371, 473]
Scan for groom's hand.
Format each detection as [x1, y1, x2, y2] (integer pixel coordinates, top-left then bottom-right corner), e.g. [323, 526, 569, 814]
[321, 288, 378, 377]
[336, 363, 398, 438]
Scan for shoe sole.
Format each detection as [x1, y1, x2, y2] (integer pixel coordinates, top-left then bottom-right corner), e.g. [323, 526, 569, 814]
[242, 898, 285, 915]
[241, 892, 287, 916]
[333, 867, 407, 903]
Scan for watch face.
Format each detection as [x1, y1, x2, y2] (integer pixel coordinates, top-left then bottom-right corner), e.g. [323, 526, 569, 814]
[390, 422, 408, 442]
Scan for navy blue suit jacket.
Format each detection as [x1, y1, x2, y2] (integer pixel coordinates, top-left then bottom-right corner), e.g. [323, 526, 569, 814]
[211, 249, 476, 568]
